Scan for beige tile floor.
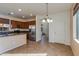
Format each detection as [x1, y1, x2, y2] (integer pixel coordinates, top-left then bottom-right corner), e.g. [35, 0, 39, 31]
[2, 39, 74, 56]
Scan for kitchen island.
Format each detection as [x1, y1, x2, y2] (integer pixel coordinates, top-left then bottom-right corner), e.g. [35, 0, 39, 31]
[0, 33, 27, 54]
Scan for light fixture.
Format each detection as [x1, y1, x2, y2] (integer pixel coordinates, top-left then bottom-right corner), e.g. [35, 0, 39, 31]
[50, 19, 53, 22]
[42, 3, 53, 23]
[42, 19, 46, 22]
[10, 12, 14, 15]
[18, 9, 22, 11]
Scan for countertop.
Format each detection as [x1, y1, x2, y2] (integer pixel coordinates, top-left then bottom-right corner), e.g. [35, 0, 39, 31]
[0, 32, 27, 37]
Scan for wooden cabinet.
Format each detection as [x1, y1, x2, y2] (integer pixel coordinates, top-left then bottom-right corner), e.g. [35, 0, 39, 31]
[19, 22, 26, 29]
[11, 20, 36, 29]
[0, 18, 9, 24]
[25, 22, 29, 28]
[25, 21, 36, 28]
[28, 21, 36, 25]
[11, 20, 27, 29]
[0, 19, 3, 23]
[11, 20, 18, 28]
[23, 22, 26, 29]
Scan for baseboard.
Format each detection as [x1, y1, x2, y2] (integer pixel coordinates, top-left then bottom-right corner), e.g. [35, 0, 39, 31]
[49, 41, 70, 46]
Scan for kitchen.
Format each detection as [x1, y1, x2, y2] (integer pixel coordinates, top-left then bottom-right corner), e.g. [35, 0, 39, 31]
[0, 3, 74, 56]
[0, 17, 36, 54]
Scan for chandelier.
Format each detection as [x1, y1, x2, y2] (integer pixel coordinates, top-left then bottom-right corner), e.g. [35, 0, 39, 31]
[42, 3, 53, 23]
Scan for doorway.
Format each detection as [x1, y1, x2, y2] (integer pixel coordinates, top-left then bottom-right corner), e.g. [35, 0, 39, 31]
[41, 22, 49, 44]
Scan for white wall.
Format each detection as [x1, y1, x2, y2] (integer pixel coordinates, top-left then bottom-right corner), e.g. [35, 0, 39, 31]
[36, 16, 42, 41]
[36, 10, 70, 45]
[49, 11, 70, 45]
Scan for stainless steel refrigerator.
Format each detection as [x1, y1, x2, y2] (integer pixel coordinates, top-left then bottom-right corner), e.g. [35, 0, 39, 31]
[29, 25, 36, 41]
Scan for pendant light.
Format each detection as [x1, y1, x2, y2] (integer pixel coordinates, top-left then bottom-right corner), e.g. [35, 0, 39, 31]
[42, 3, 53, 23]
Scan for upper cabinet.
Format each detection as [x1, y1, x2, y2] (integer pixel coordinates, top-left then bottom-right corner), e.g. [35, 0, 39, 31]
[0, 18, 9, 24]
[25, 21, 36, 28]
[11, 20, 18, 28]
[11, 20, 36, 29]
[28, 21, 36, 25]
[11, 20, 27, 29]
[0, 18, 9, 27]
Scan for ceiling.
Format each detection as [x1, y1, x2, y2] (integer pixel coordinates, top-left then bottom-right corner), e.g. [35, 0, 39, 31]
[0, 3, 72, 19]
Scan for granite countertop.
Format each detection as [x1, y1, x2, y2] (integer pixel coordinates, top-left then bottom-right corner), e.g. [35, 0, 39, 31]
[0, 32, 27, 37]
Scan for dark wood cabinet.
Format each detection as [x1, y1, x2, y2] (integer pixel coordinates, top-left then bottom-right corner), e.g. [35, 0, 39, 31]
[11, 20, 18, 28]
[11, 20, 36, 29]
[20, 22, 25, 29]
[11, 20, 27, 29]
[25, 21, 36, 28]
[29, 21, 36, 25]
[0, 18, 9, 24]
[0, 19, 3, 24]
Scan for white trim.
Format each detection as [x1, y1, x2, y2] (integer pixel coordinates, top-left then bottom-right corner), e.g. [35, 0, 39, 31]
[49, 40, 70, 45]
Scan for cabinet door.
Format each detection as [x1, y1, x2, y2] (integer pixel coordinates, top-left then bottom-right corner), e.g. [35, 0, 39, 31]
[25, 22, 29, 29]
[23, 22, 26, 29]
[21, 22, 27, 29]
[11, 20, 36, 29]
[21, 22, 24, 29]
[24, 22, 27, 29]
[29, 21, 36, 25]
[11, 20, 20, 28]
[0, 19, 3, 23]
[17, 22, 21, 28]
[0, 18, 9, 24]
[11, 20, 17, 28]
[0, 37, 13, 54]
[20, 22, 24, 29]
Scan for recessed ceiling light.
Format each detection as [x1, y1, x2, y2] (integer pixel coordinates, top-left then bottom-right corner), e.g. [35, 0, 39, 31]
[10, 12, 14, 15]
[22, 16, 25, 18]
[18, 9, 22, 11]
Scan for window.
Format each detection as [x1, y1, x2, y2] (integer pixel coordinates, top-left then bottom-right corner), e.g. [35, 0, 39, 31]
[76, 10, 79, 39]
[73, 3, 79, 40]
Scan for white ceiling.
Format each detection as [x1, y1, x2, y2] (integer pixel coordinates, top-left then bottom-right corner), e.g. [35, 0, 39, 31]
[0, 3, 72, 19]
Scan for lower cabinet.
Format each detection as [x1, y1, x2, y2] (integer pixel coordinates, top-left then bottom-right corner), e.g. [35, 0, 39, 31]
[0, 34, 27, 54]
